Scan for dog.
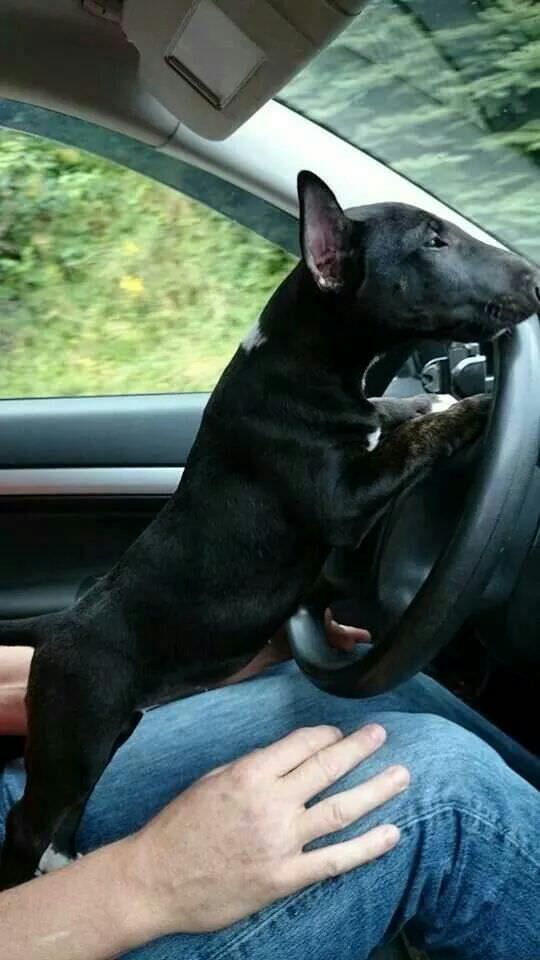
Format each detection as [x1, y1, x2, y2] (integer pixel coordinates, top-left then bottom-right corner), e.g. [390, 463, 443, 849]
[0, 171, 538, 889]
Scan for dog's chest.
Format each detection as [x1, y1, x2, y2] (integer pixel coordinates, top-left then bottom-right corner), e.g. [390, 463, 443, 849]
[366, 425, 381, 451]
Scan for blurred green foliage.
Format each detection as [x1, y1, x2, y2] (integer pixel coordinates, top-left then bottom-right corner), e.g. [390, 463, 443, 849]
[0, 132, 294, 397]
[1, 0, 538, 399]
[283, 0, 539, 263]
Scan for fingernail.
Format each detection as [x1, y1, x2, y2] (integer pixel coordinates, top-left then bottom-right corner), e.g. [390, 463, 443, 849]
[365, 724, 386, 745]
[388, 765, 410, 789]
[383, 825, 400, 847]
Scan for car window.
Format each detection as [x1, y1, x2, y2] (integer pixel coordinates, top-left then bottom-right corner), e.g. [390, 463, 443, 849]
[281, 0, 539, 264]
[0, 129, 296, 399]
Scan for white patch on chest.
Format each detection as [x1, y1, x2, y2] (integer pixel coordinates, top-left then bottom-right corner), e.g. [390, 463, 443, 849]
[431, 393, 457, 413]
[366, 425, 381, 452]
[242, 322, 267, 353]
[35, 845, 77, 876]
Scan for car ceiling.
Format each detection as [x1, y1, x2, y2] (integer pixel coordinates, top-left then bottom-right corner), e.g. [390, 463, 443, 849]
[0, 0, 369, 142]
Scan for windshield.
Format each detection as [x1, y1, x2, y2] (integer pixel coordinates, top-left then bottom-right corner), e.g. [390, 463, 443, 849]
[280, 0, 539, 263]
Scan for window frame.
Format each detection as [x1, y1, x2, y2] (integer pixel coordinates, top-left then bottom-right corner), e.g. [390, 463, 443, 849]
[0, 99, 299, 257]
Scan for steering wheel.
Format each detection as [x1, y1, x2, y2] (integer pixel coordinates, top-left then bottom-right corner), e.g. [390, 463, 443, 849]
[286, 316, 540, 697]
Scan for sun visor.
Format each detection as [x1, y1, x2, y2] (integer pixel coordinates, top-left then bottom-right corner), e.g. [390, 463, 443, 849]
[122, 0, 367, 140]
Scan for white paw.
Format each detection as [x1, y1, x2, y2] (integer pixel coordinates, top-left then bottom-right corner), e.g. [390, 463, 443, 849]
[430, 393, 457, 413]
[35, 845, 75, 876]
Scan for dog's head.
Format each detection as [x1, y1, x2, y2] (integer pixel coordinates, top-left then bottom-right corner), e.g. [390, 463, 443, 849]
[298, 171, 539, 345]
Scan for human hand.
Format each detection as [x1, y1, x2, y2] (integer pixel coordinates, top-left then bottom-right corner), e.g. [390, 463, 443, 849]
[122, 722, 408, 937]
[219, 608, 370, 687]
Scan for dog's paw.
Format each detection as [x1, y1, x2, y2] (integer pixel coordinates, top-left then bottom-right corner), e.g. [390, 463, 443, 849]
[403, 395, 434, 418]
[392, 393, 457, 419]
[395, 393, 458, 419]
[35, 845, 79, 876]
[371, 394, 433, 427]
[440, 394, 491, 453]
[430, 393, 458, 413]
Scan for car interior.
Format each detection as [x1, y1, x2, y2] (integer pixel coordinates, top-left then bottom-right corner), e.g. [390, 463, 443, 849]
[0, 2, 538, 958]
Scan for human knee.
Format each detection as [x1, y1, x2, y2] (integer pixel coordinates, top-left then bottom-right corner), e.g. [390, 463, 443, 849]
[308, 711, 511, 848]
[383, 711, 505, 784]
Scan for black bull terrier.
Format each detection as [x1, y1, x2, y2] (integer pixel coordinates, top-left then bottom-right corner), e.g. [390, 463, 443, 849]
[0, 172, 538, 888]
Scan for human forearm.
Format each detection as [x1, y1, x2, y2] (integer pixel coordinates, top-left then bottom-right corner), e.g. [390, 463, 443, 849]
[0, 838, 159, 960]
[0, 647, 33, 735]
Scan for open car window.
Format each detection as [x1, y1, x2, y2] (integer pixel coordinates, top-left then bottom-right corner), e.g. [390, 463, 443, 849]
[281, 0, 539, 264]
[0, 129, 295, 399]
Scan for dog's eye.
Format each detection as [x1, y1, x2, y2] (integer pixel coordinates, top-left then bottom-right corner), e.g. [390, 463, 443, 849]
[425, 235, 447, 249]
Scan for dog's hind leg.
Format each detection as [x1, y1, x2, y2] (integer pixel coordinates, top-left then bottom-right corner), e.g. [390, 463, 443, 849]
[0, 641, 139, 890]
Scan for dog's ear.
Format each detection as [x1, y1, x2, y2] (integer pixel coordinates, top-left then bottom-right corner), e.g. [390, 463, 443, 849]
[297, 171, 353, 293]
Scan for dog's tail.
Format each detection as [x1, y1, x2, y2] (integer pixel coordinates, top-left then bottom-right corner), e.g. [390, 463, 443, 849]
[0, 616, 46, 649]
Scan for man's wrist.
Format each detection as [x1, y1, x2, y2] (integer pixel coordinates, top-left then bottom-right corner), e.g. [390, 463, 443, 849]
[109, 834, 170, 945]
[113, 828, 194, 943]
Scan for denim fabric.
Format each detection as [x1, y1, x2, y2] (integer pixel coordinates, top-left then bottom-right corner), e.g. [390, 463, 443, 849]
[1, 662, 539, 959]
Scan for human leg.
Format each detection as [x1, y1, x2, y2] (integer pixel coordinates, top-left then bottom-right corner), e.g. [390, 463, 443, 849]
[1, 664, 538, 959]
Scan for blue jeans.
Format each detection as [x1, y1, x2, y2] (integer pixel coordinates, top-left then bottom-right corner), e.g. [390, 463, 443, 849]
[1, 662, 539, 959]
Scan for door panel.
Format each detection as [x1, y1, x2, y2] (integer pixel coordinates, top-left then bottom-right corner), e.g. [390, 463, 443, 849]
[0, 498, 164, 619]
[0, 395, 207, 468]
[0, 468, 181, 497]
[0, 395, 205, 620]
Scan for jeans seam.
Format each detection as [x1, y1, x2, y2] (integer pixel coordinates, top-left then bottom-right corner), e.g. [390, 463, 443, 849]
[205, 803, 540, 960]
[396, 802, 540, 870]
[205, 883, 329, 960]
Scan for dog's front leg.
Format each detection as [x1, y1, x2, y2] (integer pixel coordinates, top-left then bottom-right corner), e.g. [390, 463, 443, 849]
[325, 394, 490, 549]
